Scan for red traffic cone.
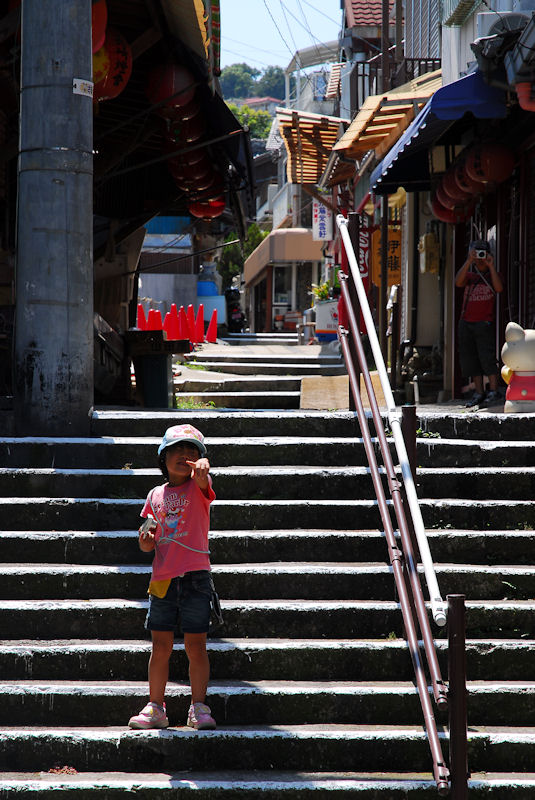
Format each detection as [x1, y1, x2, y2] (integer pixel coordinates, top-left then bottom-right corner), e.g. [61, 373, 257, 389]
[136, 303, 147, 330]
[195, 304, 205, 343]
[186, 304, 196, 344]
[163, 312, 179, 340]
[206, 308, 217, 343]
[177, 305, 188, 340]
[147, 309, 163, 330]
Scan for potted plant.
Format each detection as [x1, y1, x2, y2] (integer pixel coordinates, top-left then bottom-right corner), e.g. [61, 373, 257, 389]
[310, 281, 338, 341]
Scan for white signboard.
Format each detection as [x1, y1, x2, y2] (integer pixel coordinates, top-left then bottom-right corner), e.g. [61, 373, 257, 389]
[312, 199, 333, 241]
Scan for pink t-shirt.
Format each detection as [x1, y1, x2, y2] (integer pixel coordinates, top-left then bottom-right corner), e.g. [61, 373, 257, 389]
[141, 477, 216, 581]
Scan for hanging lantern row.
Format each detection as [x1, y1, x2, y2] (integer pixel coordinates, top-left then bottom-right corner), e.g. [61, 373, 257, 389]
[91, 2, 133, 104]
[431, 142, 515, 224]
[145, 64, 226, 221]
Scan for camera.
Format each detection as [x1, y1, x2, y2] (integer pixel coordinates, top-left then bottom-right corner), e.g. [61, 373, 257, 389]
[475, 250, 487, 259]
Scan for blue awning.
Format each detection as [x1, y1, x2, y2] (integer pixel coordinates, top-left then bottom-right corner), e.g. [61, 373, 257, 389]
[370, 70, 507, 195]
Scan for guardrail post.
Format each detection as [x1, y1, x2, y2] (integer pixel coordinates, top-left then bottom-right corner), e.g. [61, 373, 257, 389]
[448, 594, 468, 800]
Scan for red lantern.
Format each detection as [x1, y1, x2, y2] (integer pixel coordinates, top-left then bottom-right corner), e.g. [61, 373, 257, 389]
[454, 156, 487, 195]
[146, 65, 197, 117]
[92, 0, 107, 54]
[431, 194, 474, 224]
[93, 43, 110, 86]
[465, 143, 515, 185]
[166, 114, 206, 144]
[93, 28, 133, 102]
[188, 196, 226, 219]
[169, 154, 212, 183]
[174, 97, 202, 121]
[442, 169, 471, 203]
[436, 183, 459, 210]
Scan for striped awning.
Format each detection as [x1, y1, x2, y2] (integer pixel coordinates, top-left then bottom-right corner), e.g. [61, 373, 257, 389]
[277, 108, 349, 186]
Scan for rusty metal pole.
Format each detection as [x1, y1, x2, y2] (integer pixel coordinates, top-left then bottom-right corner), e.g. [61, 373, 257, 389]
[448, 594, 468, 800]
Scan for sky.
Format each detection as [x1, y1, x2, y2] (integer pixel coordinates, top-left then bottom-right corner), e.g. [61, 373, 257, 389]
[219, 0, 342, 72]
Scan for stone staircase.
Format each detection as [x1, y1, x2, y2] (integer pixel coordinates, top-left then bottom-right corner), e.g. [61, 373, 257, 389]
[0, 407, 534, 797]
[174, 336, 345, 409]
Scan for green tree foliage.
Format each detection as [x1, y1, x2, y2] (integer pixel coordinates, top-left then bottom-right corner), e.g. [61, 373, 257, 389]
[256, 66, 285, 99]
[227, 103, 272, 139]
[217, 223, 269, 290]
[219, 63, 260, 98]
[220, 63, 293, 102]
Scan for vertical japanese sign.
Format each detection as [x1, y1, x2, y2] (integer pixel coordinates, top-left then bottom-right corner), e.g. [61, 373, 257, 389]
[312, 199, 333, 241]
[359, 227, 371, 334]
[371, 227, 402, 287]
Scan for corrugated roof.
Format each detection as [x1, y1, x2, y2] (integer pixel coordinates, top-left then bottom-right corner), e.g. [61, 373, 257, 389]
[333, 69, 442, 160]
[277, 108, 349, 185]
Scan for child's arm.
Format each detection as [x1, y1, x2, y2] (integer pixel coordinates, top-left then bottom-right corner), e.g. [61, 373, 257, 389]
[186, 457, 211, 497]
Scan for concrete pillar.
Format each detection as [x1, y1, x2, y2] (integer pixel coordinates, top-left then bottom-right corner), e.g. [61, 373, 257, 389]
[15, 0, 94, 435]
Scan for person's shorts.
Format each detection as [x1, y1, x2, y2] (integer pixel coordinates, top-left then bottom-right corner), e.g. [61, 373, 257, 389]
[458, 319, 498, 378]
[145, 570, 213, 634]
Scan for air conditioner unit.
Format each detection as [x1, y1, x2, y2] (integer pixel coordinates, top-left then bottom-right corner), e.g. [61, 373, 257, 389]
[476, 10, 529, 37]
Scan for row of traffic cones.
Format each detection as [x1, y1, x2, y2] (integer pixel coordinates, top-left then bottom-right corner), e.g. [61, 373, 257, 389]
[136, 302, 218, 344]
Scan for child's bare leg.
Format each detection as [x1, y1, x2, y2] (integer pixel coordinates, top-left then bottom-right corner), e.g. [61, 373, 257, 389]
[148, 630, 174, 706]
[184, 632, 210, 704]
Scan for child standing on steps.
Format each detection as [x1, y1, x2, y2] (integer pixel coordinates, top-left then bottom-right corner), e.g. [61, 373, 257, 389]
[128, 423, 217, 731]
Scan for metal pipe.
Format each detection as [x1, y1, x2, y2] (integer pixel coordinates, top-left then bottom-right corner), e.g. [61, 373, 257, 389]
[339, 321, 449, 794]
[341, 276, 447, 706]
[448, 594, 468, 800]
[337, 214, 447, 626]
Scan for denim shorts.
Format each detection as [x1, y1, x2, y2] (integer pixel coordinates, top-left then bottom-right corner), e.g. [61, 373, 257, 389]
[145, 570, 213, 634]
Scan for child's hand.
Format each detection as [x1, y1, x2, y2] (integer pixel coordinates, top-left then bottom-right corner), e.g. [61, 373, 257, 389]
[139, 516, 157, 551]
[139, 529, 156, 551]
[186, 457, 210, 490]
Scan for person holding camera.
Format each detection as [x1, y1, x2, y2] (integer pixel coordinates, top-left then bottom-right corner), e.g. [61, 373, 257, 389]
[128, 423, 218, 731]
[455, 240, 503, 407]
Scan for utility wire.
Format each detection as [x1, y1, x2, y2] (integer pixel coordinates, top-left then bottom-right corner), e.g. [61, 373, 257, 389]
[263, 0, 295, 61]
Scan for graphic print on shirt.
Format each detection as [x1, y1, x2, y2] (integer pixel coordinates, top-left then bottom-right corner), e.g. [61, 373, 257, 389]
[157, 490, 190, 544]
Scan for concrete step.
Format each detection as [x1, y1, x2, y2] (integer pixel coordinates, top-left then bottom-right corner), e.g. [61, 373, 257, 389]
[180, 361, 346, 377]
[184, 353, 341, 365]
[2, 528, 534, 566]
[0, 724, 533, 774]
[175, 391, 301, 408]
[89, 410, 363, 438]
[0, 679, 435, 727]
[88, 407, 535, 444]
[0, 598, 532, 640]
[176, 376, 302, 392]
[4, 465, 535, 501]
[0, 436, 374, 469]
[416, 409, 535, 442]
[0, 724, 441, 773]
[1, 562, 533, 601]
[3, 495, 535, 532]
[1, 679, 533, 727]
[4, 434, 535, 469]
[221, 333, 299, 344]
[0, 771, 533, 800]
[2, 638, 533, 682]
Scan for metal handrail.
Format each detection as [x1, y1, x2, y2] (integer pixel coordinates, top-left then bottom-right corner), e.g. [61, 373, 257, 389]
[337, 215, 447, 626]
[335, 213, 451, 794]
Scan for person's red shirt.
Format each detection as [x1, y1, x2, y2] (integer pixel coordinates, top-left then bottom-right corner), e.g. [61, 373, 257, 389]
[461, 272, 495, 322]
